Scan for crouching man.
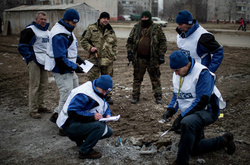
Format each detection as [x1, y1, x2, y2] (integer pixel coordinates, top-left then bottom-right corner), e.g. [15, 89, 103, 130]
[57, 75, 113, 159]
[162, 51, 235, 165]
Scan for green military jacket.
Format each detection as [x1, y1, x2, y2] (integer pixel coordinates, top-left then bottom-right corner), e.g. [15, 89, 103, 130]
[80, 21, 117, 66]
[126, 22, 167, 67]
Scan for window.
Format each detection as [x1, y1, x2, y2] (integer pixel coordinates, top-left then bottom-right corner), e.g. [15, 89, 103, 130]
[242, 6, 246, 11]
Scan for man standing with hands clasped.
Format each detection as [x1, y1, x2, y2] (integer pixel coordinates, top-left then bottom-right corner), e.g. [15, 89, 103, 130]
[162, 51, 235, 165]
[57, 75, 113, 159]
[126, 10, 167, 104]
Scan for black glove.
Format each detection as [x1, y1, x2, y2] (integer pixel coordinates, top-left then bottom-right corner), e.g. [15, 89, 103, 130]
[77, 57, 86, 65]
[159, 55, 165, 65]
[127, 50, 134, 62]
[171, 114, 183, 131]
[75, 65, 84, 73]
[162, 107, 176, 120]
[81, 60, 86, 65]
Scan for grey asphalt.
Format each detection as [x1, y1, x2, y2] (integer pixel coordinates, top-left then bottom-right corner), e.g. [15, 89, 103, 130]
[113, 25, 250, 48]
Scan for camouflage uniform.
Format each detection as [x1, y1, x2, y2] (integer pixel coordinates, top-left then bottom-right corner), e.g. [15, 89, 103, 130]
[80, 20, 117, 98]
[126, 22, 167, 100]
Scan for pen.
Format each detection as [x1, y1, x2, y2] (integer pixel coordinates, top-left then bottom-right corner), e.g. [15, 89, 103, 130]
[118, 136, 123, 146]
[96, 110, 99, 113]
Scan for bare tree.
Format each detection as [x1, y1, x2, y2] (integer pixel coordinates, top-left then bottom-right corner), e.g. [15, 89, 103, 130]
[0, 0, 22, 19]
[175, 0, 207, 22]
[0, 0, 40, 19]
[118, 1, 124, 15]
[134, 5, 143, 15]
[195, 0, 207, 22]
[151, 0, 158, 17]
[225, 0, 236, 22]
[162, 0, 184, 22]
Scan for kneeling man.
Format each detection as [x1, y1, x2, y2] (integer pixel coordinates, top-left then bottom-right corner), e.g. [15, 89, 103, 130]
[57, 75, 113, 159]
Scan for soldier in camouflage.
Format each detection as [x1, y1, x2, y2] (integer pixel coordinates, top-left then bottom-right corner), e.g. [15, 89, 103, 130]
[80, 12, 117, 105]
[126, 11, 167, 104]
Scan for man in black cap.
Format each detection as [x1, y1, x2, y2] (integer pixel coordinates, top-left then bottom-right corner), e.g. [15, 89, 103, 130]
[81, 12, 117, 105]
[126, 10, 167, 104]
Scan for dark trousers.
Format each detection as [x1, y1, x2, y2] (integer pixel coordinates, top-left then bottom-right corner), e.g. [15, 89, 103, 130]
[176, 110, 225, 164]
[238, 25, 244, 30]
[64, 121, 113, 154]
[132, 58, 162, 99]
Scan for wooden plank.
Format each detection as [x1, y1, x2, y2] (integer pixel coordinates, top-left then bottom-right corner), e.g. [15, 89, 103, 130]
[2, 20, 9, 36]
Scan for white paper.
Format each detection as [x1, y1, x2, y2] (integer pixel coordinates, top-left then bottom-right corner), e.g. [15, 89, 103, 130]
[99, 115, 120, 122]
[102, 125, 108, 136]
[79, 60, 94, 73]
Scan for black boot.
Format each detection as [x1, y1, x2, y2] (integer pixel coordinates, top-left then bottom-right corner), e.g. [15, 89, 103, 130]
[130, 97, 139, 104]
[223, 132, 236, 155]
[49, 112, 58, 123]
[155, 98, 162, 104]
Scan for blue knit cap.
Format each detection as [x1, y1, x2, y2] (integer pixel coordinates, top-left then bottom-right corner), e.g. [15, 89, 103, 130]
[176, 10, 193, 25]
[95, 75, 113, 91]
[63, 9, 80, 23]
[169, 51, 189, 69]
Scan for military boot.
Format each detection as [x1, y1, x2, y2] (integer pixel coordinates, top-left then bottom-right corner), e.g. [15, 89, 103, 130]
[130, 97, 139, 104]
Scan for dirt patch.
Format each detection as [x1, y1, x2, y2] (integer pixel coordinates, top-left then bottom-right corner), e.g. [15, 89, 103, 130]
[0, 32, 250, 165]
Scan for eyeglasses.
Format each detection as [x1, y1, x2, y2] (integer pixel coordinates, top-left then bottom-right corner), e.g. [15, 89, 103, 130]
[101, 89, 110, 94]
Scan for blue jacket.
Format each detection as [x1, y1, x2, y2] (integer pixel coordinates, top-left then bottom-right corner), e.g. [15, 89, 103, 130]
[51, 19, 84, 74]
[176, 20, 224, 73]
[18, 22, 50, 67]
[67, 79, 111, 123]
[168, 57, 216, 117]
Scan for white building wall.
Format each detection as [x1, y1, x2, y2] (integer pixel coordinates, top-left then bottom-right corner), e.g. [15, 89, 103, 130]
[72, 0, 118, 19]
[207, 0, 237, 23]
[118, 0, 152, 15]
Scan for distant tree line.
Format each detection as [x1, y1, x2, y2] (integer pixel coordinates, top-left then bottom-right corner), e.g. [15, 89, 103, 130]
[118, 0, 237, 23]
[0, 0, 41, 33]
[161, 0, 207, 23]
[0, 0, 40, 20]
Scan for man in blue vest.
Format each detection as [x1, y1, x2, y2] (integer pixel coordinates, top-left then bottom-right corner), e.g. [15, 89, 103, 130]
[18, 11, 51, 119]
[47, 9, 85, 127]
[57, 75, 113, 159]
[162, 51, 235, 165]
[175, 10, 224, 73]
